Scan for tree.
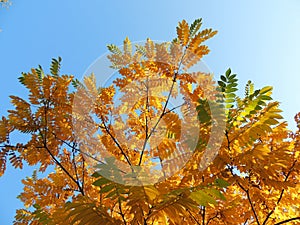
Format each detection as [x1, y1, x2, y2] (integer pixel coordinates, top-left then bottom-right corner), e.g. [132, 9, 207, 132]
[0, 19, 299, 225]
[0, 0, 10, 6]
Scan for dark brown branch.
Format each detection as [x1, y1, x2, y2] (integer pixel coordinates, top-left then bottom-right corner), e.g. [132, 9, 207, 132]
[138, 47, 188, 165]
[138, 72, 178, 165]
[202, 206, 206, 225]
[146, 72, 178, 140]
[139, 205, 148, 225]
[52, 132, 128, 175]
[0, 144, 27, 149]
[51, 132, 105, 165]
[274, 217, 300, 225]
[228, 167, 260, 225]
[186, 209, 201, 225]
[262, 160, 297, 225]
[101, 116, 132, 167]
[243, 218, 249, 225]
[116, 187, 127, 225]
[164, 103, 186, 115]
[245, 189, 260, 225]
[139, 77, 150, 166]
[72, 144, 80, 184]
[40, 100, 84, 195]
[225, 130, 232, 158]
[81, 156, 85, 194]
[206, 213, 219, 225]
[42, 144, 84, 195]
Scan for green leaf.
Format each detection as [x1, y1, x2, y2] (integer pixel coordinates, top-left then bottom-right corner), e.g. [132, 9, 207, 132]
[93, 177, 111, 187]
[189, 18, 202, 36]
[215, 178, 229, 188]
[225, 99, 235, 105]
[259, 86, 273, 94]
[100, 184, 115, 193]
[228, 74, 237, 80]
[190, 190, 217, 206]
[107, 44, 122, 55]
[260, 95, 272, 101]
[218, 81, 226, 88]
[205, 188, 226, 201]
[50, 57, 61, 77]
[220, 75, 227, 82]
[71, 78, 81, 88]
[226, 93, 236, 99]
[106, 190, 118, 198]
[227, 83, 238, 88]
[197, 99, 211, 124]
[91, 171, 101, 178]
[227, 87, 238, 93]
[225, 68, 231, 77]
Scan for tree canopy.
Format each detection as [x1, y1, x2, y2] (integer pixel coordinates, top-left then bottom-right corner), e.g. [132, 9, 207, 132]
[0, 19, 299, 225]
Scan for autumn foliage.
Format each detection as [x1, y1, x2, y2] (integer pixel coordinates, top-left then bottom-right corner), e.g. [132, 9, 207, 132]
[0, 0, 9, 6]
[0, 19, 299, 225]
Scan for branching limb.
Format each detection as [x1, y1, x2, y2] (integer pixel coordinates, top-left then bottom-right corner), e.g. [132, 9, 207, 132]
[51, 132, 105, 165]
[201, 206, 206, 225]
[186, 209, 201, 225]
[39, 144, 85, 195]
[228, 167, 260, 225]
[101, 116, 132, 167]
[138, 47, 188, 165]
[139, 77, 150, 166]
[274, 217, 300, 225]
[164, 103, 186, 115]
[262, 160, 297, 225]
[116, 187, 127, 225]
[206, 213, 219, 225]
[39, 101, 85, 195]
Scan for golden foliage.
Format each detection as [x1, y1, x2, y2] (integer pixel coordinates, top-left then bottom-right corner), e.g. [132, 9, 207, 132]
[0, 19, 299, 225]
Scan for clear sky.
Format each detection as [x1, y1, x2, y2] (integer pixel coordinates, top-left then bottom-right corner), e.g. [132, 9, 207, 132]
[1, 0, 300, 224]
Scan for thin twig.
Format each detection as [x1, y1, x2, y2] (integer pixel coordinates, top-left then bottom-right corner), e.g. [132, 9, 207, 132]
[164, 103, 186, 115]
[138, 46, 188, 165]
[100, 116, 132, 167]
[116, 186, 127, 225]
[139, 77, 150, 166]
[262, 160, 297, 225]
[274, 217, 300, 225]
[40, 101, 85, 195]
[228, 167, 260, 225]
[186, 209, 201, 225]
[206, 213, 219, 225]
[245, 189, 260, 225]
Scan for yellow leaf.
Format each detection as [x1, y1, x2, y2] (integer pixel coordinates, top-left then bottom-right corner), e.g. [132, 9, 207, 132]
[177, 20, 190, 46]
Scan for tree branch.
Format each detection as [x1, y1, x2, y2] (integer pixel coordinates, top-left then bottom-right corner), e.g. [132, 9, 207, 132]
[164, 103, 186, 115]
[274, 217, 300, 225]
[42, 144, 85, 195]
[40, 100, 85, 195]
[202, 206, 206, 225]
[51, 132, 106, 165]
[116, 186, 127, 225]
[139, 77, 150, 166]
[101, 116, 133, 167]
[245, 189, 260, 225]
[138, 47, 188, 165]
[228, 167, 260, 225]
[243, 218, 249, 225]
[206, 213, 219, 225]
[186, 209, 201, 225]
[262, 160, 297, 225]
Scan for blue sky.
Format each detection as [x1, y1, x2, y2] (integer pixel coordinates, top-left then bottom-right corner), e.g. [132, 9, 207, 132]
[1, 0, 300, 223]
